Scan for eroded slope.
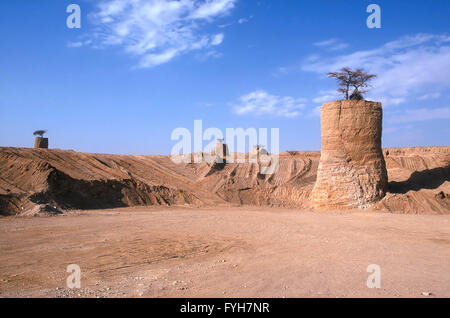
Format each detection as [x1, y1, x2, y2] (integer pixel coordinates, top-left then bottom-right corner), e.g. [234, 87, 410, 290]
[0, 146, 448, 215]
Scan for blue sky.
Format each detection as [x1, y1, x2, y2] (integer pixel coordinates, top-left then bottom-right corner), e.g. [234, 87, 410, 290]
[0, 0, 449, 154]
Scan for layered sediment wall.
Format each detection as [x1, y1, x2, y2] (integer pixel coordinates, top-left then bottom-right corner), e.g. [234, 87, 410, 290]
[0, 145, 448, 215]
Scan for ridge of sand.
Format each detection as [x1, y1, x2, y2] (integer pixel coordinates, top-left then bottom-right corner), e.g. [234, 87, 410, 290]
[0, 146, 449, 215]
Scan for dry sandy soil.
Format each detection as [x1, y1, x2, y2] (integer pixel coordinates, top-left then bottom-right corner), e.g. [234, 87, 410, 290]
[1, 206, 449, 298]
[0, 146, 449, 298]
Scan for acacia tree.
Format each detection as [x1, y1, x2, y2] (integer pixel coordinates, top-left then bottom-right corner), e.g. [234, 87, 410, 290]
[327, 67, 376, 100]
[33, 130, 47, 137]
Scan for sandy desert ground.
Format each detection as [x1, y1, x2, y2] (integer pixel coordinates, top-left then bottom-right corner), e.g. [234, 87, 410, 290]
[1, 206, 449, 298]
[0, 146, 449, 298]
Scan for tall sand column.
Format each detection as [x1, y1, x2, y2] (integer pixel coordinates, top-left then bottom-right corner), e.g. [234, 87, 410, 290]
[310, 100, 388, 209]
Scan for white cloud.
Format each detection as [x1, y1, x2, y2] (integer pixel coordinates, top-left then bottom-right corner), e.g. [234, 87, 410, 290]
[197, 102, 213, 107]
[418, 92, 441, 100]
[218, 15, 252, 29]
[189, 0, 235, 19]
[83, 0, 236, 67]
[304, 33, 450, 106]
[218, 22, 233, 28]
[312, 90, 340, 104]
[67, 40, 92, 48]
[386, 107, 450, 124]
[238, 15, 252, 24]
[307, 90, 342, 117]
[211, 33, 224, 45]
[233, 90, 306, 118]
[307, 105, 322, 118]
[314, 38, 348, 51]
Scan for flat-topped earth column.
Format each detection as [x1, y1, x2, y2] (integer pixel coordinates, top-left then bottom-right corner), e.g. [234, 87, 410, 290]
[310, 100, 388, 209]
[34, 137, 48, 149]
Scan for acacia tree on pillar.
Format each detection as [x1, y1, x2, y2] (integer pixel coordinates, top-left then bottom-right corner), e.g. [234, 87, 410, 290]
[327, 67, 377, 100]
[33, 130, 47, 138]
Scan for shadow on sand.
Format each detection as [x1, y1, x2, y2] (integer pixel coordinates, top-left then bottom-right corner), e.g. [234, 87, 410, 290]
[388, 165, 450, 194]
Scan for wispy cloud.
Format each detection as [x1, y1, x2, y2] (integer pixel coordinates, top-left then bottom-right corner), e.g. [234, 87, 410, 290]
[304, 90, 341, 117]
[197, 102, 214, 107]
[386, 107, 450, 124]
[218, 15, 253, 28]
[314, 38, 349, 51]
[312, 90, 340, 104]
[67, 39, 92, 48]
[304, 33, 450, 106]
[418, 92, 441, 100]
[76, 0, 237, 68]
[307, 105, 322, 118]
[238, 15, 253, 24]
[233, 90, 306, 118]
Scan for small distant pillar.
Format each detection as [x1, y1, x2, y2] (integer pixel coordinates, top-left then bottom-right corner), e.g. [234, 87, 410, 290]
[250, 145, 269, 162]
[34, 137, 49, 149]
[213, 139, 229, 163]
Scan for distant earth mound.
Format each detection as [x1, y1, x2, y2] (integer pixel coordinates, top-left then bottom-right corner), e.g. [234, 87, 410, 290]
[0, 146, 449, 215]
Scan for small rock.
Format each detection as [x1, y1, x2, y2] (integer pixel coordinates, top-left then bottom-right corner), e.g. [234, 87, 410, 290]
[421, 292, 432, 296]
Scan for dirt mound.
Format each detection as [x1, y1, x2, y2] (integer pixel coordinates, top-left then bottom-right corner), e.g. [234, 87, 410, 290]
[0, 148, 205, 215]
[374, 147, 450, 214]
[0, 146, 449, 215]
